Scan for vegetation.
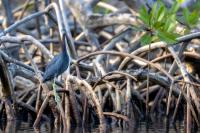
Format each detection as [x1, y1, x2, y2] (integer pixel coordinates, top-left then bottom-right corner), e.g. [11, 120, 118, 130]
[0, 0, 199, 132]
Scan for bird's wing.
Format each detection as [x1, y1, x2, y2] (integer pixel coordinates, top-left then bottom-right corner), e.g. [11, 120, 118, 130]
[43, 54, 61, 82]
[43, 52, 70, 82]
[45, 54, 60, 71]
[43, 60, 60, 82]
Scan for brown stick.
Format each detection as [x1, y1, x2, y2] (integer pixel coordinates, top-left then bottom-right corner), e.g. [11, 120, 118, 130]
[33, 92, 51, 128]
[103, 112, 129, 122]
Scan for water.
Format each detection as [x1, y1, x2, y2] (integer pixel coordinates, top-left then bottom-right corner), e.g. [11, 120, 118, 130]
[0, 117, 199, 133]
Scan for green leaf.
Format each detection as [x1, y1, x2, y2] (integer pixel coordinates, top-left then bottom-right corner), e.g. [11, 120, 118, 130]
[151, 36, 159, 42]
[151, 2, 158, 20]
[151, 2, 157, 15]
[140, 34, 152, 45]
[139, 6, 150, 26]
[153, 21, 164, 29]
[163, 16, 176, 32]
[156, 4, 165, 22]
[182, 8, 199, 28]
[188, 11, 198, 25]
[170, 2, 180, 13]
[166, 22, 176, 32]
[182, 8, 190, 24]
[156, 30, 177, 44]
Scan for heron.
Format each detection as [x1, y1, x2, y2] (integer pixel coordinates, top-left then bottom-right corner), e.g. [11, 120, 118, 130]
[42, 33, 70, 103]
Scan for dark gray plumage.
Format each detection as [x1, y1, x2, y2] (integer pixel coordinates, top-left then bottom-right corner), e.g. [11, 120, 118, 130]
[42, 34, 70, 82]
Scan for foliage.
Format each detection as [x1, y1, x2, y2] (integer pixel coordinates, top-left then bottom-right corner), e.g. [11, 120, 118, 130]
[139, 0, 200, 45]
[181, 1, 200, 29]
[182, 8, 199, 28]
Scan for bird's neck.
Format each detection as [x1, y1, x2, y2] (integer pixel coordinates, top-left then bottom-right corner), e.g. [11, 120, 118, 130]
[62, 42, 67, 53]
[62, 34, 70, 57]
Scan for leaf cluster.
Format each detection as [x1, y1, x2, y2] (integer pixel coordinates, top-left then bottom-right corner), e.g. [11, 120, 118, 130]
[139, 1, 180, 45]
[182, 8, 199, 29]
[139, 0, 200, 45]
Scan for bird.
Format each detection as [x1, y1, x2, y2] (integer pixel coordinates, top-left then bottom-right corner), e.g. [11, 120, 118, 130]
[42, 33, 70, 102]
[42, 33, 70, 83]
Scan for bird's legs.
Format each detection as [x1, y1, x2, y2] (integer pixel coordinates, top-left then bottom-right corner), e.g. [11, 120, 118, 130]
[53, 78, 61, 104]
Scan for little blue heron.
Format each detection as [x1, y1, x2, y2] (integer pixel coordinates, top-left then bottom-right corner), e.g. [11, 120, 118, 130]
[42, 33, 70, 102]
